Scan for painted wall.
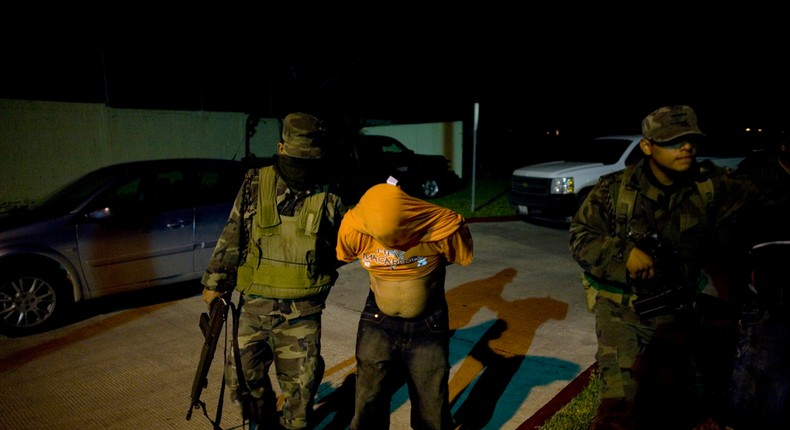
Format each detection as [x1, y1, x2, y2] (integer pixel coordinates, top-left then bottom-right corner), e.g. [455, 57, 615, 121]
[0, 99, 278, 209]
[362, 121, 463, 179]
[0, 99, 463, 210]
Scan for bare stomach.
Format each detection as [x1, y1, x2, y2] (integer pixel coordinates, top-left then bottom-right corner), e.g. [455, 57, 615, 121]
[369, 274, 443, 318]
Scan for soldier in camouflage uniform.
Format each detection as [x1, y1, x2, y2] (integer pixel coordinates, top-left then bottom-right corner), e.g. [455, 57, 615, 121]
[723, 131, 790, 428]
[569, 105, 756, 430]
[201, 112, 346, 430]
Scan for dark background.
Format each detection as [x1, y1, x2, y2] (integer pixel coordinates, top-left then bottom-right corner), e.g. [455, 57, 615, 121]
[2, 16, 787, 174]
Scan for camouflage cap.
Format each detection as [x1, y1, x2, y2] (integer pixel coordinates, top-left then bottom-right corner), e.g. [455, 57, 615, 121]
[281, 112, 325, 159]
[641, 105, 705, 144]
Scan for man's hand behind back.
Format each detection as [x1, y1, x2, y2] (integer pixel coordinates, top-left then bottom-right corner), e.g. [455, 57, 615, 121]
[202, 288, 222, 307]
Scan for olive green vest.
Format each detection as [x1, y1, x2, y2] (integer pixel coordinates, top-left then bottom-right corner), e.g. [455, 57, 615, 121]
[236, 167, 333, 299]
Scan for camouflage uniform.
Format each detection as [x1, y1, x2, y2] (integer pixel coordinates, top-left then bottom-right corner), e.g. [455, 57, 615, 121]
[723, 138, 790, 428]
[202, 113, 346, 430]
[569, 106, 757, 430]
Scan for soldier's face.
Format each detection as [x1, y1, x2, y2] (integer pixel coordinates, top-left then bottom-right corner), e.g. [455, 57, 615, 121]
[641, 140, 697, 173]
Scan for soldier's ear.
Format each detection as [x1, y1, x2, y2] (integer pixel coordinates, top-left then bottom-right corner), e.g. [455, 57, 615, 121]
[640, 138, 652, 156]
[277, 142, 286, 154]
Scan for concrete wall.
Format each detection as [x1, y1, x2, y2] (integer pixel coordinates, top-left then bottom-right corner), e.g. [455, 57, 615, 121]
[0, 99, 463, 210]
[361, 121, 463, 178]
[0, 99, 279, 209]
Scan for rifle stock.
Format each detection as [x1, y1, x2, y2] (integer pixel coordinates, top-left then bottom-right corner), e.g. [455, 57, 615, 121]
[186, 293, 230, 421]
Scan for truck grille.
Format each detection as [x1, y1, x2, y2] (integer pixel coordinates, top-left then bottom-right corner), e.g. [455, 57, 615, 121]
[511, 176, 551, 196]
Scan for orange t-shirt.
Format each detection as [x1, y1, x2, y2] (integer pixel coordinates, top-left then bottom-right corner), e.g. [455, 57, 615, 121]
[336, 183, 473, 281]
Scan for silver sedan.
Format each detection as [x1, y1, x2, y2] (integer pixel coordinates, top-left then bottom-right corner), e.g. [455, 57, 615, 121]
[0, 158, 247, 336]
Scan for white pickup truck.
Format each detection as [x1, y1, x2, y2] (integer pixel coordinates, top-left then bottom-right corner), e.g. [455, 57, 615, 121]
[507, 134, 745, 223]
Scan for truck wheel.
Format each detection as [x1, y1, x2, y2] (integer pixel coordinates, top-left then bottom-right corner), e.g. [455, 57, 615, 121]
[0, 266, 72, 336]
[421, 178, 441, 198]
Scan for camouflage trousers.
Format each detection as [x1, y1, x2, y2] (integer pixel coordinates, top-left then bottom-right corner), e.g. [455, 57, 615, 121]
[592, 295, 707, 430]
[226, 295, 325, 430]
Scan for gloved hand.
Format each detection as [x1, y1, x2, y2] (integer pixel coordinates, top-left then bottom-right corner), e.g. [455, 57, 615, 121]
[202, 288, 222, 306]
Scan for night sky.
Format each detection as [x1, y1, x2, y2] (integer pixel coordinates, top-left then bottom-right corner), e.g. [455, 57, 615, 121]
[2, 20, 788, 146]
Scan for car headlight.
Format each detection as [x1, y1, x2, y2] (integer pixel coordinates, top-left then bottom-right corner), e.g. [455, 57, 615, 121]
[550, 177, 574, 194]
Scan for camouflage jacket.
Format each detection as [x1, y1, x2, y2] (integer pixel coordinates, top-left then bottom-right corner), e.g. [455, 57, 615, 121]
[732, 152, 790, 244]
[201, 165, 347, 300]
[569, 158, 757, 301]
[725, 152, 790, 296]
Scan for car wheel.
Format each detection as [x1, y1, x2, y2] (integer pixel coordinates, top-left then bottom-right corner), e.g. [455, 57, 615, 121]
[0, 266, 72, 336]
[421, 178, 441, 198]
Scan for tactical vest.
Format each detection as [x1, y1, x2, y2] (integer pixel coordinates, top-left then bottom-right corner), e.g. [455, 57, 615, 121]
[614, 168, 714, 241]
[236, 167, 334, 299]
[582, 163, 714, 309]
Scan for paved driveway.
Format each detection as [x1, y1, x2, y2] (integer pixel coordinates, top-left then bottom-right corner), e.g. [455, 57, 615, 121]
[0, 220, 595, 430]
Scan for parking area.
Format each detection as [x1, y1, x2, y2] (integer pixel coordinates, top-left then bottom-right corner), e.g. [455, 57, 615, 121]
[0, 220, 595, 430]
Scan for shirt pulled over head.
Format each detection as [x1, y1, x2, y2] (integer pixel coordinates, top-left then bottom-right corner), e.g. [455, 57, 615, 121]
[347, 183, 463, 249]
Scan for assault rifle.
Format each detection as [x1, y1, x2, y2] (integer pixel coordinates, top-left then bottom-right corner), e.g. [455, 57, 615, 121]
[631, 235, 697, 319]
[186, 291, 232, 423]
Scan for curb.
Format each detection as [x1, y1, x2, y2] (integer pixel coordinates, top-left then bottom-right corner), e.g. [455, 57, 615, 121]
[516, 362, 598, 429]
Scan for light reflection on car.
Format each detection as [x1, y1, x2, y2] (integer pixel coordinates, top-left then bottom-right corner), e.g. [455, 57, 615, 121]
[0, 158, 247, 336]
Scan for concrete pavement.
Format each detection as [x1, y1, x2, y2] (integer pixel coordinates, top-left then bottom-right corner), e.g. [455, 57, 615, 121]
[0, 220, 596, 430]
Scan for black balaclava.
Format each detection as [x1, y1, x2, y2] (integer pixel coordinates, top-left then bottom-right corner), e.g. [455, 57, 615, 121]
[274, 154, 326, 192]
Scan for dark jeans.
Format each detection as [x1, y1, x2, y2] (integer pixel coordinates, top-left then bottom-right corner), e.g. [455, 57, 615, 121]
[351, 291, 452, 430]
[725, 303, 790, 428]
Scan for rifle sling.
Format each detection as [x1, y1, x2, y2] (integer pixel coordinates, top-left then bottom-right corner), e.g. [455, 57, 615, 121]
[231, 299, 258, 425]
[199, 300, 231, 430]
[214, 309, 229, 430]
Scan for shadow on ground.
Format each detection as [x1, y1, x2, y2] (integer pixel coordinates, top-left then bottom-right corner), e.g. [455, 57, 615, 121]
[57, 281, 204, 333]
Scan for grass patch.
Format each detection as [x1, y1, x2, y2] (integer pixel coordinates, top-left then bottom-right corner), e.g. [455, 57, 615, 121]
[538, 370, 599, 429]
[431, 178, 514, 219]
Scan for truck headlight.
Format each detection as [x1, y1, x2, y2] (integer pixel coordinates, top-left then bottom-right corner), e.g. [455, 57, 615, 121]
[550, 177, 574, 194]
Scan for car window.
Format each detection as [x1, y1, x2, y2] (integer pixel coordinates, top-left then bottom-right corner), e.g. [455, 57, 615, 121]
[34, 169, 118, 214]
[83, 176, 145, 218]
[146, 170, 189, 210]
[195, 167, 243, 206]
[110, 177, 144, 208]
[357, 141, 383, 158]
[90, 169, 191, 215]
[381, 139, 406, 154]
